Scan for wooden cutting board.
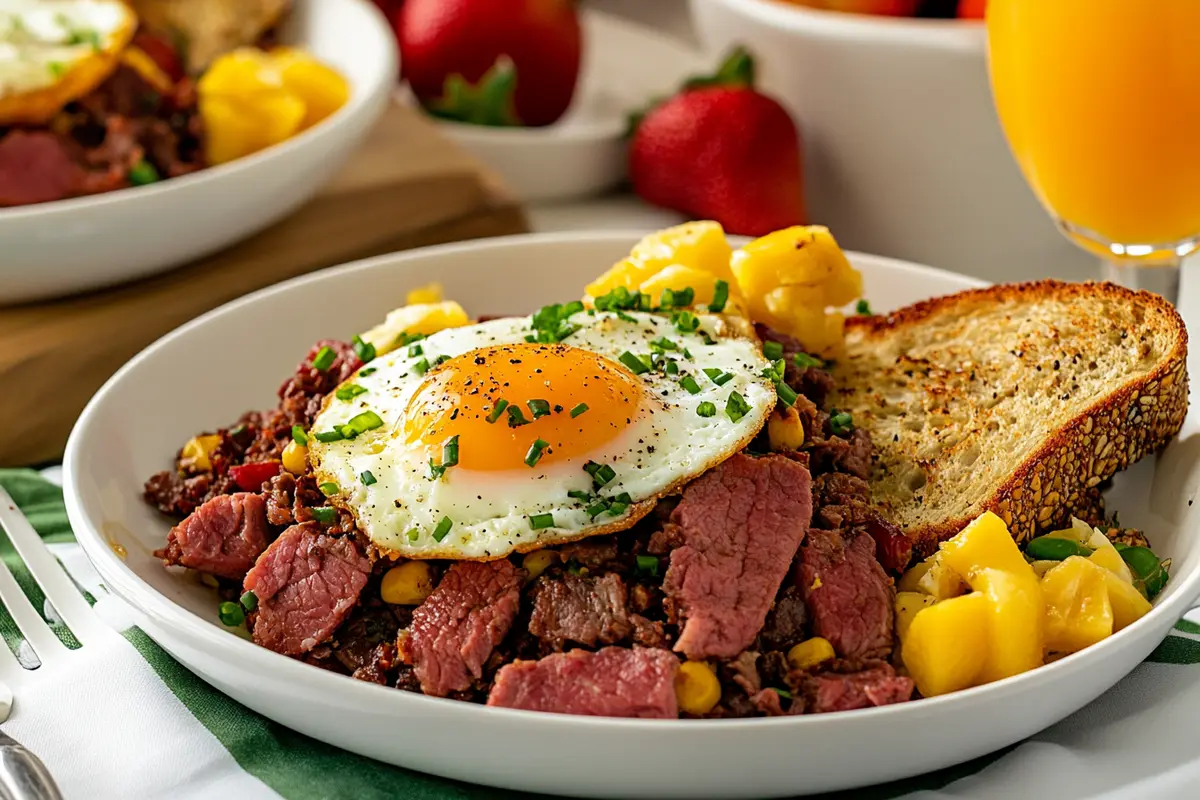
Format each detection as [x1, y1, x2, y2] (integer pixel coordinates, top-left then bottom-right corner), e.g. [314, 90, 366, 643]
[0, 102, 529, 467]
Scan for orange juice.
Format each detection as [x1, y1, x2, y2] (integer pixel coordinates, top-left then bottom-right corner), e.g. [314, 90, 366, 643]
[988, 0, 1200, 248]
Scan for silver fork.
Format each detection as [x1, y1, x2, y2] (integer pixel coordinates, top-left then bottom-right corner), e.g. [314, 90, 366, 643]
[0, 484, 94, 800]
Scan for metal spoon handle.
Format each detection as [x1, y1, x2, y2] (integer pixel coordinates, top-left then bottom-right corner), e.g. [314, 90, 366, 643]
[0, 745, 62, 800]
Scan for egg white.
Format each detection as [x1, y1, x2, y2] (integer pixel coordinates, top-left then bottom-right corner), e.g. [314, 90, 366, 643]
[309, 310, 777, 560]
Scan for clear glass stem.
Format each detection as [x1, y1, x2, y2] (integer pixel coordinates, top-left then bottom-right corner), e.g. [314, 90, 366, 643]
[1102, 257, 1180, 305]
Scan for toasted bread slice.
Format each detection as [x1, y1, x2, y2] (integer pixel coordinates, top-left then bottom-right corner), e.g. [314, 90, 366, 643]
[831, 280, 1188, 557]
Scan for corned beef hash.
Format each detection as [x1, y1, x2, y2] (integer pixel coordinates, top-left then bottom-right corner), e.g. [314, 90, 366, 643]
[143, 223, 1173, 718]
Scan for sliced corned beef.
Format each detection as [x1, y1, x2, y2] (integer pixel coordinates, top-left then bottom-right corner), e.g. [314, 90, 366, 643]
[663, 454, 813, 660]
[801, 662, 914, 713]
[0, 131, 85, 207]
[243, 522, 370, 656]
[798, 528, 894, 660]
[408, 560, 522, 697]
[157, 492, 269, 580]
[487, 647, 679, 718]
[529, 572, 632, 650]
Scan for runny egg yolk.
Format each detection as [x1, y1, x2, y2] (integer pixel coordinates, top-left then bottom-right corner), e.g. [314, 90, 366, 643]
[403, 343, 649, 471]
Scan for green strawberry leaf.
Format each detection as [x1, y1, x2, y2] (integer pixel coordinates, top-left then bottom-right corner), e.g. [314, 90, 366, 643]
[624, 46, 757, 139]
[427, 56, 520, 127]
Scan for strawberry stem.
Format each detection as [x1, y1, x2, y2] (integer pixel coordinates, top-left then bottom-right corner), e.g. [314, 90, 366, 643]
[427, 56, 520, 127]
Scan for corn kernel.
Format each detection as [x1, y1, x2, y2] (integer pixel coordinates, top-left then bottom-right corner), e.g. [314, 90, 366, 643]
[405, 283, 444, 306]
[381, 561, 435, 606]
[787, 637, 836, 671]
[767, 407, 806, 451]
[281, 439, 308, 474]
[181, 434, 221, 471]
[675, 661, 721, 715]
[522, 549, 558, 579]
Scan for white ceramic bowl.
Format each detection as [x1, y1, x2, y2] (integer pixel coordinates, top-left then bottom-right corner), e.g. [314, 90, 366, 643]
[64, 233, 1200, 798]
[418, 10, 707, 203]
[0, 0, 396, 306]
[688, 0, 1097, 284]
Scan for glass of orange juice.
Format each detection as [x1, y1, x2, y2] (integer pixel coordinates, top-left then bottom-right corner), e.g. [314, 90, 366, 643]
[987, 0, 1200, 301]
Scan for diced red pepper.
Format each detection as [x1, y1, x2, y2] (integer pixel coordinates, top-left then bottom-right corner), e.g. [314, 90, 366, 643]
[230, 461, 281, 492]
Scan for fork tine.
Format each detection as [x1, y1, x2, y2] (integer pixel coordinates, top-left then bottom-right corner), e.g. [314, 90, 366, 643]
[0, 487, 101, 644]
[0, 550, 67, 663]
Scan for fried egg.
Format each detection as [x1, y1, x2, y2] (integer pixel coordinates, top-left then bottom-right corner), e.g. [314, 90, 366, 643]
[309, 309, 777, 559]
[0, 0, 136, 125]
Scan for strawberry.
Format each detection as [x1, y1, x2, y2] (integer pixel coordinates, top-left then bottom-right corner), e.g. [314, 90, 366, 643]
[956, 0, 987, 18]
[628, 48, 805, 237]
[397, 0, 582, 127]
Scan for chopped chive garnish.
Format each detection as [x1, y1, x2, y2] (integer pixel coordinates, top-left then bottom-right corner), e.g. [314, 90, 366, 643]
[318, 482, 339, 496]
[830, 411, 855, 437]
[568, 489, 592, 502]
[776, 382, 798, 408]
[704, 368, 734, 386]
[615, 310, 637, 323]
[219, 601, 245, 627]
[531, 302, 586, 342]
[856, 299, 872, 315]
[342, 410, 384, 438]
[310, 506, 336, 523]
[360, 367, 377, 376]
[584, 461, 616, 487]
[434, 355, 450, 367]
[635, 554, 660, 577]
[524, 334, 537, 343]
[619, 351, 651, 375]
[637, 293, 652, 311]
[708, 280, 730, 312]
[291, 425, 309, 445]
[664, 359, 679, 375]
[680, 375, 702, 395]
[397, 332, 425, 346]
[763, 341, 784, 360]
[594, 286, 640, 311]
[672, 310, 699, 333]
[335, 383, 368, 401]
[697, 401, 717, 418]
[650, 337, 678, 353]
[442, 435, 459, 467]
[529, 513, 555, 530]
[352, 335, 376, 363]
[412, 358, 430, 376]
[682, 348, 694, 360]
[774, 688, 793, 700]
[794, 352, 824, 369]
[311, 346, 336, 371]
[570, 403, 590, 418]
[762, 360, 786, 382]
[725, 391, 751, 422]
[359, 470, 377, 486]
[240, 590, 258, 611]
[524, 438, 550, 467]
[587, 501, 609, 519]
[507, 405, 530, 427]
[486, 399, 510, 423]
[607, 500, 629, 516]
[660, 287, 695, 308]
[406, 528, 420, 542]
[408, 343, 424, 357]
[528, 399, 551, 419]
[313, 429, 344, 443]
[432, 517, 453, 542]
[129, 159, 160, 186]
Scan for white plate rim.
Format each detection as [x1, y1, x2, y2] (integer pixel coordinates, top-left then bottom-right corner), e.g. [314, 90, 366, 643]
[62, 230, 1200, 734]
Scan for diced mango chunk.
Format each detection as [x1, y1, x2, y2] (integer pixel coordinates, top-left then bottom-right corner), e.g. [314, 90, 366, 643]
[896, 560, 932, 594]
[406, 282, 444, 305]
[1105, 570, 1153, 631]
[901, 592, 989, 697]
[1087, 529, 1135, 584]
[894, 591, 936, 640]
[585, 257, 660, 299]
[940, 512, 1031, 577]
[630, 221, 735, 284]
[272, 47, 351, 129]
[358, 301, 470, 356]
[1041, 556, 1114, 655]
[200, 91, 304, 165]
[639, 265, 719, 307]
[914, 553, 968, 600]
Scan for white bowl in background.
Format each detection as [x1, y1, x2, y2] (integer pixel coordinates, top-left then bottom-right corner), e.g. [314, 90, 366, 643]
[418, 10, 708, 203]
[0, 0, 396, 306]
[688, 0, 1096, 284]
[64, 232, 1200, 798]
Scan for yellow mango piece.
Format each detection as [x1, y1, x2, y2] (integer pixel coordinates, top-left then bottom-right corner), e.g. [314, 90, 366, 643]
[359, 301, 471, 356]
[585, 258, 659, 299]
[760, 286, 846, 357]
[1041, 556, 1114, 655]
[1105, 570, 1153, 631]
[199, 91, 305, 165]
[199, 48, 282, 96]
[896, 560, 932, 594]
[894, 591, 937, 639]
[916, 553, 968, 600]
[939, 513, 1044, 681]
[639, 265, 718, 307]
[272, 47, 350, 129]
[406, 283, 444, 305]
[901, 592, 989, 697]
[824, 260, 865, 307]
[731, 225, 858, 306]
[630, 221, 735, 284]
[1086, 529, 1135, 584]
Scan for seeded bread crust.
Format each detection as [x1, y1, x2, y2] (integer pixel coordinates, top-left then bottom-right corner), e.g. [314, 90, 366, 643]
[832, 280, 1188, 558]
